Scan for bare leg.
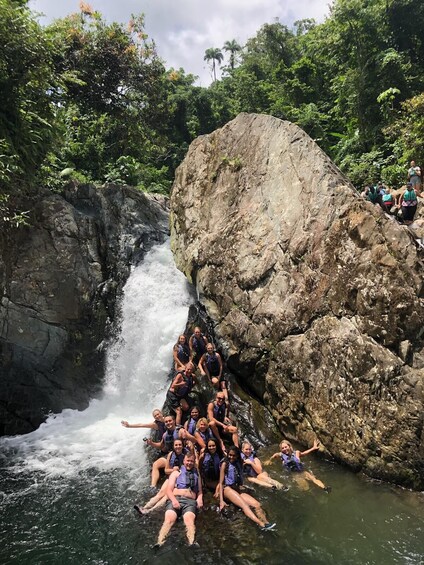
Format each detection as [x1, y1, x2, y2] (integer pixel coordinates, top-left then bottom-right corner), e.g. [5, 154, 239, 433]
[151, 457, 166, 487]
[142, 480, 168, 511]
[144, 496, 167, 514]
[257, 472, 285, 489]
[183, 512, 196, 545]
[303, 470, 326, 489]
[247, 477, 277, 489]
[209, 421, 226, 452]
[223, 486, 265, 527]
[240, 492, 267, 523]
[157, 510, 177, 546]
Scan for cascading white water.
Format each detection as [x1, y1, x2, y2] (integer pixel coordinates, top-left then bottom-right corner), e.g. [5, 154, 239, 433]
[0, 241, 194, 482]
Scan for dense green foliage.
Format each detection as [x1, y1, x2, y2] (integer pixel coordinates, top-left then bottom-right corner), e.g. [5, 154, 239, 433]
[1, 0, 424, 213]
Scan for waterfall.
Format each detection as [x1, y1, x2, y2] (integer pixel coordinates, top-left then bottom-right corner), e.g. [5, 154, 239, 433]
[0, 241, 194, 481]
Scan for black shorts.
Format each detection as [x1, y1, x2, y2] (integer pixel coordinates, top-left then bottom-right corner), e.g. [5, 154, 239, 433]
[166, 390, 182, 409]
[165, 496, 197, 517]
[402, 205, 417, 221]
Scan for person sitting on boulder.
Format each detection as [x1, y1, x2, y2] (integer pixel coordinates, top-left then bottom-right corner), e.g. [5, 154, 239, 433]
[145, 415, 195, 488]
[199, 343, 228, 401]
[166, 362, 196, 419]
[266, 439, 330, 492]
[173, 334, 190, 371]
[219, 445, 276, 531]
[155, 452, 203, 548]
[400, 182, 418, 225]
[207, 393, 239, 453]
[189, 327, 208, 366]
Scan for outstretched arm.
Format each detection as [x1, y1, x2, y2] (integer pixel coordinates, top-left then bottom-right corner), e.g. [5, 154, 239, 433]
[121, 420, 158, 429]
[263, 452, 280, 465]
[299, 439, 321, 458]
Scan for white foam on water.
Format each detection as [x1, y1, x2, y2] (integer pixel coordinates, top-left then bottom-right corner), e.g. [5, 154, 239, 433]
[0, 241, 194, 479]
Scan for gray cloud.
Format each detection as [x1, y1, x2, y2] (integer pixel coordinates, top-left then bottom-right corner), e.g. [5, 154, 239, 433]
[29, 0, 329, 84]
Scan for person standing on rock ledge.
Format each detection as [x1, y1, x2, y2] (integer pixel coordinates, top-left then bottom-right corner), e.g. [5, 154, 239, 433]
[408, 161, 421, 195]
[400, 182, 418, 225]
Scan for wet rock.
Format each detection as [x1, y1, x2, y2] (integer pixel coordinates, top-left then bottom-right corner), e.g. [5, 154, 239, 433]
[0, 183, 168, 435]
[170, 113, 424, 489]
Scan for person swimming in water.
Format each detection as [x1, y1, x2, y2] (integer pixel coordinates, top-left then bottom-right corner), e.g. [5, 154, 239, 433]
[266, 439, 330, 492]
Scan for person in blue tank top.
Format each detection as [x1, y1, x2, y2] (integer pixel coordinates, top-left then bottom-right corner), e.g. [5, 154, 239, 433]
[155, 452, 203, 548]
[219, 446, 276, 531]
[267, 439, 330, 492]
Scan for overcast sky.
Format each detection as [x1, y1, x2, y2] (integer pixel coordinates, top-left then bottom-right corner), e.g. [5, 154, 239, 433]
[29, 0, 331, 85]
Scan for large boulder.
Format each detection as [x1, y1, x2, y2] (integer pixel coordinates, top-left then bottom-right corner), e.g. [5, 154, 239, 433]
[170, 113, 424, 488]
[0, 183, 168, 435]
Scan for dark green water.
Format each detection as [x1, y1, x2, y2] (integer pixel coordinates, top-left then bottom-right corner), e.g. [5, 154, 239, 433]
[1, 449, 423, 565]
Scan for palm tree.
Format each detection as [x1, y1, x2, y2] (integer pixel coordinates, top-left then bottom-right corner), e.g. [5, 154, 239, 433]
[223, 39, 242, 70]
[204, 47, 224, 82]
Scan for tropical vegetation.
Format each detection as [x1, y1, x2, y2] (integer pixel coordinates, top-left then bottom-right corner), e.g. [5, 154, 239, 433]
[1, 0, 424, 226]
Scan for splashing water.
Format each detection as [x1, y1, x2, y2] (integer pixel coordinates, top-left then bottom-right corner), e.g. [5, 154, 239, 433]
[0, 241, 194, 481]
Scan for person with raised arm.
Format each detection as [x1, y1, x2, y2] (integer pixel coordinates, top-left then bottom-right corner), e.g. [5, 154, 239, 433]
[121, 409, 165, 440]
[266, 439, 330, 491]
[145, 415, 196, 488]
[166, 362, 196, 419]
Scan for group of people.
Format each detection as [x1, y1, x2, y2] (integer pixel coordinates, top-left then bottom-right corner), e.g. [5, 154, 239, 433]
[121, 327, 329, 548]
[361, 160, 422, 225]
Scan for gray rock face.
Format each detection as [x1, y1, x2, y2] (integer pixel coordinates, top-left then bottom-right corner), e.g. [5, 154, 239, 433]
[0, 184, 168, 435]
[170, 113, 424, 488]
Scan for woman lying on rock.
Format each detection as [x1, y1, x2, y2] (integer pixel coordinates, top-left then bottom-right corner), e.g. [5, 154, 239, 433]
[266, 439, 331, 492]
